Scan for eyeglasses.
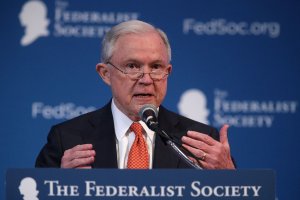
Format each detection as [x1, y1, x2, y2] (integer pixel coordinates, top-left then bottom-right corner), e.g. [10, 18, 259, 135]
[106, 62, 169, 81]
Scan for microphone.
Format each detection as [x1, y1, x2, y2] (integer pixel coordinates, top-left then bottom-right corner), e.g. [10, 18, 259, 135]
[139, 104, 202, 169]
[139, 104, 172, 141]
[138, 104, 159, 130]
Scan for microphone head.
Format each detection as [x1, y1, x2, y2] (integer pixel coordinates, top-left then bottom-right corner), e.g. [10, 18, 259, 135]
[139, 104, 158, 119]
[139, 104, 158, 130]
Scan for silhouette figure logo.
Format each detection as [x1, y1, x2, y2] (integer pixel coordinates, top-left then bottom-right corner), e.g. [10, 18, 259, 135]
[19, 0, 50, 46]
[178, 89, 210, 124]
[19, 177, 39, 200]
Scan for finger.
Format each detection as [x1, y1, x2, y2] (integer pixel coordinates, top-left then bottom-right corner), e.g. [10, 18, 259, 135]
[187, 156, 203, 167]
[219, 124, 230, 145]
[186, 131, 216, 146]
[183, 146, 214, 169]
[71, 149, 96, 160]
[188, 155, 212, 169]
[181, 136, 211, 152]
[63, 156, 95, 168]
[182, 143, 207, 160]
[63, 150, 95, 165]
[64, 144, 93, 157]
[71, 144, 93, 152]
[61, 144, 95, 168]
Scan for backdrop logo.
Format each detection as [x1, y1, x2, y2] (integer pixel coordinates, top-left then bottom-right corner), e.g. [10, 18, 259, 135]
[19, 0, 50, 46]
[178, 89, 210, 124]
[183, 18, 280, 38]
[32, 102, 96, 120]
[178, 89, 298, 128]
[53, 0, 139, 38]
[19, 0, 140, 46]
[213, 89, 298, 128]
[19, 177, 39, 200]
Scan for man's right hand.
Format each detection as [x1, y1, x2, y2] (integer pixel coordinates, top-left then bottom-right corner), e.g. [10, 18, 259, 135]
[61, 144, 95, 168]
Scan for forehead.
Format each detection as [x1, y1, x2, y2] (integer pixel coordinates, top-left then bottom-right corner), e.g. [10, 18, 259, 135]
[112, 32, 168, 62]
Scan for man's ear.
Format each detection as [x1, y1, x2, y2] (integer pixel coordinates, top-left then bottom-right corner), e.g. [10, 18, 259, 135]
[96, 63, 111, 85]
[167, 64, 172, 74]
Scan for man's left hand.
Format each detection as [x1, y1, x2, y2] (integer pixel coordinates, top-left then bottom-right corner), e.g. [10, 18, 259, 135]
[181, 124, 235, 169]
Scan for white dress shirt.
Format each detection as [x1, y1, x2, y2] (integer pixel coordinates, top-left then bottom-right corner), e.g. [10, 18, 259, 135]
[111, 99, 155, 169]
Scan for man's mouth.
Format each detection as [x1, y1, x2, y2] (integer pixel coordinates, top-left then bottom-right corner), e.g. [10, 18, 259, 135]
[133, 93, 153, 98]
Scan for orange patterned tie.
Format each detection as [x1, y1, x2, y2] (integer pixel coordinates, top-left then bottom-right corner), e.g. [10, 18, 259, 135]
[127, 122, 149, 169]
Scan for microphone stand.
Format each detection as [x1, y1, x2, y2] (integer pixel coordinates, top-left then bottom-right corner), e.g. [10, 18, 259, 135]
[148, 122, 203, 169]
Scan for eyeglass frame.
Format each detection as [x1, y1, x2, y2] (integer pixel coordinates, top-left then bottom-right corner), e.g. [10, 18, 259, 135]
[106, 61, 170, 81]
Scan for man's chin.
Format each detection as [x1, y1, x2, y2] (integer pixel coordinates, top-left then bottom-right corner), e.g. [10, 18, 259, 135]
[133, 96, 156, 106]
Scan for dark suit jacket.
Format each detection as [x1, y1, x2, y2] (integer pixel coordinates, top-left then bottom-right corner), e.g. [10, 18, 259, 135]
[35, 102, 219, 168]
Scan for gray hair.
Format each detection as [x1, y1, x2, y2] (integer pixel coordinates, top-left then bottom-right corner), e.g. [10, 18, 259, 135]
[101, 20, 172, 63]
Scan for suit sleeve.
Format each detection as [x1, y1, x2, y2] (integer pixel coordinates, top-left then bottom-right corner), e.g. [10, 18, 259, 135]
[208, 126, 220, 141]
[35, 126, 64, 168]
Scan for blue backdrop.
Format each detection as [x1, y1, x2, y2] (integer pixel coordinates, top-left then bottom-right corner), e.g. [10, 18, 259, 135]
[1, 0, 299, 199]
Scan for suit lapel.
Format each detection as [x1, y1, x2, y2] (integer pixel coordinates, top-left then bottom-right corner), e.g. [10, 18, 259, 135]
[153, 106, 182, 168]
[82, 102, 118, 168]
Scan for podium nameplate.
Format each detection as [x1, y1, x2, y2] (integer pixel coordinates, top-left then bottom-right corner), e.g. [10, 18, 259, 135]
[6, 169, 275, 199]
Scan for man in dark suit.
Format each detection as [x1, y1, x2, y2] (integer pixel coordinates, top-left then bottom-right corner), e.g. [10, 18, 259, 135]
[36, 20, 235, 169]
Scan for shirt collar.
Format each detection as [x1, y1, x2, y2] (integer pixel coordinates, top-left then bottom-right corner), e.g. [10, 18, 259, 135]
[111, 99, 155, 140]
[111, 99, 132, 141]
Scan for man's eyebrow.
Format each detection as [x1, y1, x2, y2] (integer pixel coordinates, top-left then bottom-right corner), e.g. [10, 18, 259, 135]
[121, 59, 167, 65]
[150, 59, 163, 63]
[122, 59, 142, 64]
[149, 60, 168, 66]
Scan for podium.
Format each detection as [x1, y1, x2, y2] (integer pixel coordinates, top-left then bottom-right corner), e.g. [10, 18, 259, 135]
[6, 169, 275, 199]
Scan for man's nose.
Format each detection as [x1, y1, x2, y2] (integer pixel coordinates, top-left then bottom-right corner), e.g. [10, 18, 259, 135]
[139, 72, 154, 83]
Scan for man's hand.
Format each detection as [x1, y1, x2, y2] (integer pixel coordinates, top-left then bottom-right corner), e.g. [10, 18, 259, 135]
[61, 144, 96, 169]
[181, 124, 235, 169]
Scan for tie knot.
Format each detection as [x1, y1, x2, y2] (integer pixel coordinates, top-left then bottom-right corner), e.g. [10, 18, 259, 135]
[130, 122, 143, 137]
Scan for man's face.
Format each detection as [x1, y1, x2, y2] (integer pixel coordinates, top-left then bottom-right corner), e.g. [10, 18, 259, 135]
[102, 32, 172, 121]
